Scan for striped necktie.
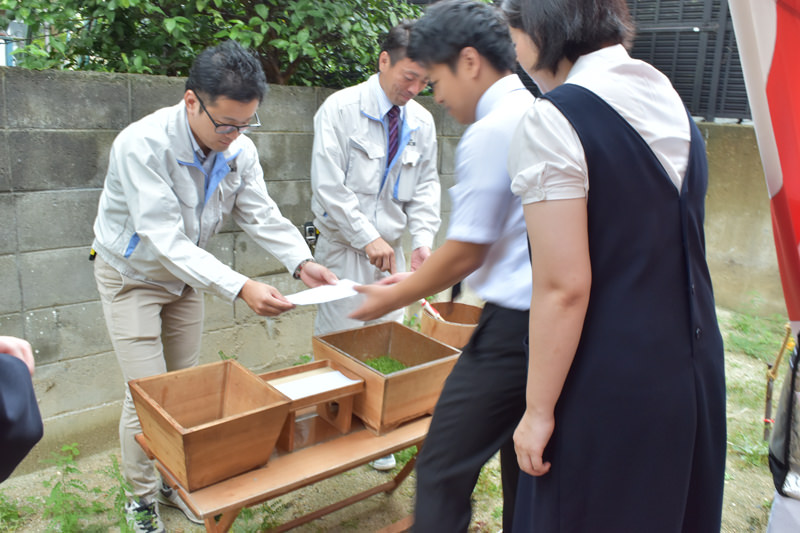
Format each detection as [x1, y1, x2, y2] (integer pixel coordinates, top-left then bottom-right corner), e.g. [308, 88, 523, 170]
[387, 105, 400, 166]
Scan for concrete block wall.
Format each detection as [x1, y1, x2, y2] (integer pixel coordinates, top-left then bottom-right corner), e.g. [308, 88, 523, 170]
[0, 66, 783, 476]
[0, 66, 466, 472]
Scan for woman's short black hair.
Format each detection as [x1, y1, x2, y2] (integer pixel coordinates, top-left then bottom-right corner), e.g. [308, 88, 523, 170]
[407, 0, 516, 74]
[185, 40, 269, 104]
[502, 0, 634, 74]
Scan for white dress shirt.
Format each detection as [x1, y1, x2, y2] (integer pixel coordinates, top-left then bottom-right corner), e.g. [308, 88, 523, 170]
[448, 74, 534, 310]
[509, 44, 691, 205]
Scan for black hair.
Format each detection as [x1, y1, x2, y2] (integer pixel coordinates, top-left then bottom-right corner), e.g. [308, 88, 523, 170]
[502, 0, 634, 74]
[380, 21, 415, 66]
[407, 0, 516, 73]
[185, 40, 269, 104]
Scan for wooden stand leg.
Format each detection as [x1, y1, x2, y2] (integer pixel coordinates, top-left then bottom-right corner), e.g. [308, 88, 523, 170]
[265, 449, 421, 532]
[204, 510, 240, 533]
[316, 397, 354, 433]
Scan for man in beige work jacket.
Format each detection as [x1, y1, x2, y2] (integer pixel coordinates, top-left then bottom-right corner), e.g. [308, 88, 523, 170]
[92, 41, 336, 533]
[310, 21, 441, 338]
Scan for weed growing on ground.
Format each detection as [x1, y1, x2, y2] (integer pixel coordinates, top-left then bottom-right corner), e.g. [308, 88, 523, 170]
[730, 431, 770, 467]
[294, 354, 313, 365]
[40, 443, 107, 532]
[100, 454, 135, 532]
[218, 349, 237, 360]
[0, 491, 33, 531]
[232, 500, 288, 532]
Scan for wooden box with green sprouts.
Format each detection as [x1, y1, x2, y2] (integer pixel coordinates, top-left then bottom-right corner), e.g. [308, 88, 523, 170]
[312, 322, 460, 435]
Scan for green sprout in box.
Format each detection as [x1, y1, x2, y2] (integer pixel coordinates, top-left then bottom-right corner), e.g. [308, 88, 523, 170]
[363, 356, 407, 374]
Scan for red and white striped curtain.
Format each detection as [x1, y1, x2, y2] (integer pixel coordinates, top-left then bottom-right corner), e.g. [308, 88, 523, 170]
[730, 0, 800, 333]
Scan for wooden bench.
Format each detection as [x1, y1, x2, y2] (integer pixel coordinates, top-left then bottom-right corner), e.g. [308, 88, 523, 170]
[136, 415, 429, 532]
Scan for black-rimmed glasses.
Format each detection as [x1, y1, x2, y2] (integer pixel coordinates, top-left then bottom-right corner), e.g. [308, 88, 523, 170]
[195, 93, 261, 134]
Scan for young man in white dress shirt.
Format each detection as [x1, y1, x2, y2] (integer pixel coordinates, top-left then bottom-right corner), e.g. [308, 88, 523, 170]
[350, 1, 534, 529]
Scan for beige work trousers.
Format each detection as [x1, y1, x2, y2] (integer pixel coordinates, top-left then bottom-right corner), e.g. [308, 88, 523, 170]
[94, 256, 203, 502]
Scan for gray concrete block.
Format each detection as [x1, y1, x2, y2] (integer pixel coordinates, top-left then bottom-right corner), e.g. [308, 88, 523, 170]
[58, 301, 111, 358]
[436, 102, 467, 137]
[24, 302, 112, 365]
[23, 308, 60, 365]
[205, 231, 235, 270]
[0, 193, 16, 253]
[200, 327, 239, 365]
[19, 248, 97, 309]
[9, 131, 115, 191]
[0, 254, 21, 315]
[17, 190, 100, 252]
[262, 179, 314, 227]
[252, 132, 314, 182]
[130, 74, 186, 121]
[0, 132, 9, 192]
[6, 69, 130, 129]
[214, 307, 315, 373]
[316, 87, 337, 108]
[440, 137, 459, 176]
[0, 312, 24, 339]
[33, 351, 124, 418]
[259, 85, 317, 133]
[233, 232, 288, 279]
[702, 123, 785, 315]
[12, 402, 121, 477]
[0, 69, 5, 130]
[416, 95, 445, 128]
[202, 292, 236, 333]
[223, 322, 276, 370]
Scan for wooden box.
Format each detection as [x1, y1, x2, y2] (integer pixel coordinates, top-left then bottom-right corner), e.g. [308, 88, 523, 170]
[258, 360, 364, 452]
[313, 322, 460, 434]
[420, 301, 483, 349]
[129, 360, 290, 491]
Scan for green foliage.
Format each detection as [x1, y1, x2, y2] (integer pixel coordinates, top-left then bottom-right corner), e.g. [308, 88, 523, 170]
[294, 353, 313, 366]
[394, 445, 418, 468]
[100, 454, 135, 532]
[403, 312, 421, 331]
[0, 491, 33, 531]
[0, 0, 423, 87]
[232, 500, 287, 532]
[40, 443, 107, 532]
[218, 349, 237, 360]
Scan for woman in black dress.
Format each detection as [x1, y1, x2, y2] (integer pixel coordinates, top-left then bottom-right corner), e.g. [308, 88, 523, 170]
[501, 0, 727, 531]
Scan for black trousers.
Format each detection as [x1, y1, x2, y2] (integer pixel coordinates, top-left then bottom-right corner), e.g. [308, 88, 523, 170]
[414, 303, 529, 532]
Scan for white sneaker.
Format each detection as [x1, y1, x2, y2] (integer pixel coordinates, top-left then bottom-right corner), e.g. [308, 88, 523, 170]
[158, 482, 204, 525]
[124, 499, 165, 533]
[370, 454, 397, 471]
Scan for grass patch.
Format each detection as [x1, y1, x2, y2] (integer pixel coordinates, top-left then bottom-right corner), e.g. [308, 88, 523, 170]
[720, 311, 789, 364]
[729, 432, 770, 467]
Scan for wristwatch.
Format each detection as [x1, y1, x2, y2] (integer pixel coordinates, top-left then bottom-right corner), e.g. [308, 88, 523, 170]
[293, 258, 316, 280]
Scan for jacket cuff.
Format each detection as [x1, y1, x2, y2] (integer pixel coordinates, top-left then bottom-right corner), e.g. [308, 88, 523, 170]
[352, 227, 382, 251]
[411, 232, 435, 251]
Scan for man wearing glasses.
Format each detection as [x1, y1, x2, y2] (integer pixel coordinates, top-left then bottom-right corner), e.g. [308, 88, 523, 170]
[91, 40, 336, 533]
